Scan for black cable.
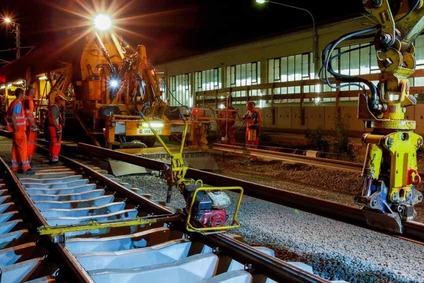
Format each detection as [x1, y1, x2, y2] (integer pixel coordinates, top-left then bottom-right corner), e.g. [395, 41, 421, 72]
[320, 26, 380, 98]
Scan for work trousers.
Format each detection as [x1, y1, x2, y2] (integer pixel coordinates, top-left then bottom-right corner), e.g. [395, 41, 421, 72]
[26, 126, 38, 162]
[11, 130, 31, 172]
[245, 127, 260, 148]
[48, 125, 62, 162]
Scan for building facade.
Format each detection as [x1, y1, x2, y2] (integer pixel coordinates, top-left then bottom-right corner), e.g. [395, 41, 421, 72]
[157, 15, 424, 136]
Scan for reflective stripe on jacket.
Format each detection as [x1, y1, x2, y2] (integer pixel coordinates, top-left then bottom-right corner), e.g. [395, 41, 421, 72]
[6, 99, 26, 129]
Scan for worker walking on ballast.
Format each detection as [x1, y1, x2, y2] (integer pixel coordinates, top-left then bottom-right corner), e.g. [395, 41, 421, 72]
[6, 88, 34, 175]
[47, 94, 66, 165]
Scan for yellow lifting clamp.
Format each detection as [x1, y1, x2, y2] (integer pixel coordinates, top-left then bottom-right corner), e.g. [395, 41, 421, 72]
[352, 0, 424, 233]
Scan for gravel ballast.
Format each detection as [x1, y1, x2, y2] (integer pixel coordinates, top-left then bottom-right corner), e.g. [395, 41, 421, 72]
[2, 133, 421, 283]
[119, 154, 424, 283]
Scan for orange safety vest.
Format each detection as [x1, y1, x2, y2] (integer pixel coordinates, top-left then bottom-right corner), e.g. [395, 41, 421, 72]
[6, 99, 26, 131]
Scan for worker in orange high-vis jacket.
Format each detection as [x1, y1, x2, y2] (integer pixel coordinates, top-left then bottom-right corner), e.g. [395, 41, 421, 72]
[6, 88, 34, 175]
[47, 94, 66, 165]
[23, 87, 38, 164]
[242, 101, 262, 148]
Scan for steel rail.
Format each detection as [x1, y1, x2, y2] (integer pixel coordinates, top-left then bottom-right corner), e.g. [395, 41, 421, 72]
[77, 142, 424, 243]
[195, 233, 329, 283]
[22, 143, 328, 282]
[72, 143, 330, 282]
[213, 143, 424, 178]
[3, 145, 179, 283]
[59, 153, 175, 216]
[212, 143, 363, 173]
[0, 157, 93, 283]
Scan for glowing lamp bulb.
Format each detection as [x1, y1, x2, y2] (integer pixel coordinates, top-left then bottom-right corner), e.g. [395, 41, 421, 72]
[94, 14, 112, 31]
[4, 17, 12, 24]
[109, 79, 119, 88]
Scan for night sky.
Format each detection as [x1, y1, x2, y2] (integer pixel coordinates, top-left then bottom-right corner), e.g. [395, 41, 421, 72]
[0, 0, 365, 65]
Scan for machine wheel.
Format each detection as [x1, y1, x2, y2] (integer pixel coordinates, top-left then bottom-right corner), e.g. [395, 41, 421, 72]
[140, 136, 156, 147]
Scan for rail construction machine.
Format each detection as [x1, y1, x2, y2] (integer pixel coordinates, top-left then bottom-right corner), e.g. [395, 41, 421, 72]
[321, 0, 424, 233]
[0, 13, 210, 151]
[0, 13, 241, 234]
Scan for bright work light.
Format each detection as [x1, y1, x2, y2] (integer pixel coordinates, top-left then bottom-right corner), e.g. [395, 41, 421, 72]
[109, 78, 120, 88]
[93, 14, 112, 31]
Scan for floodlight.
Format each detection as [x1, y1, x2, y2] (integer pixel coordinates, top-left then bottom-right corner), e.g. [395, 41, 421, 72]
[93, 14, 112, 31]
[109, 78, 120, 88]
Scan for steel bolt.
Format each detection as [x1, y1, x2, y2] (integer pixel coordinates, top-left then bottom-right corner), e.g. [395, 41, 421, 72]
[380, 33, 392, 46]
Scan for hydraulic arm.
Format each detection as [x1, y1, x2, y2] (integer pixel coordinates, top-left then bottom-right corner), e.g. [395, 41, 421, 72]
[321, 0, 424, 233]
[357, 0, 424, 233]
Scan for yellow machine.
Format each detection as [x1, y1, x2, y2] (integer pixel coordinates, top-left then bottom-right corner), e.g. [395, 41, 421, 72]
[0, 15, 171, 149]
[0, 13, 242, 236]
[322, 0, 424, 233]
[76, 31, 171, 148]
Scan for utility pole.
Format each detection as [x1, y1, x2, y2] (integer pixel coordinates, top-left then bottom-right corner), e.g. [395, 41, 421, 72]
[2, 17, 22, 60]
[15, 22, 20, 59]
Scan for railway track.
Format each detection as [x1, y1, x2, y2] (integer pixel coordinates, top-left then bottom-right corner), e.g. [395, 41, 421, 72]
[76, 142, 424, 243]
[212, 142, 424, 180]
[0, 142, 334, 282]
[211, 143, 362, 173]
[1, 136, 424, 282]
